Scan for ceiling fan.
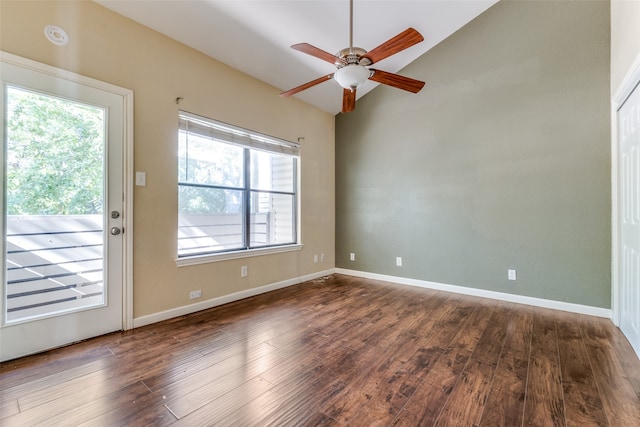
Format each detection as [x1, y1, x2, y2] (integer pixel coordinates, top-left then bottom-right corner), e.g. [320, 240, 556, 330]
[279, 0, 426, 113]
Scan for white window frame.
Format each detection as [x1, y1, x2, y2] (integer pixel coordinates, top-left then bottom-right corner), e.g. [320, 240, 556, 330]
[176, 111, 302, 267]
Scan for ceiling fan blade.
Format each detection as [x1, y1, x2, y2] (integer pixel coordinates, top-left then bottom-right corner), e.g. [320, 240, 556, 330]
[280, 74, 334, 97]
[291, 43, 346, 65]
[342, 88, 356, 113]
[369, 69, 425, 93]
[362, 28, 424, 65]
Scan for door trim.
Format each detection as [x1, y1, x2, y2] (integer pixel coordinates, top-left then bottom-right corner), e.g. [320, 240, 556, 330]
[1, 51, 134, 331]
[612, 51, 640, 328]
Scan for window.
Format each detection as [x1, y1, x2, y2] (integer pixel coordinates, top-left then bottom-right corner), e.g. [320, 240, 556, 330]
[177, 111, 299, 259]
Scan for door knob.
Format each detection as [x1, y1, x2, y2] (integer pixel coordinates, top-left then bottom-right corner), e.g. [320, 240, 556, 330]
[110, 227, 122, 236]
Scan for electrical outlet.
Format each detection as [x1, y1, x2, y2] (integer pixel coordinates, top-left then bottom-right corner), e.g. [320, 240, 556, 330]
[320, 253, 325, 262]
[189, 290, 201, 299]
[241, 266, 248, 277]
[396, 257, 403, 267]
[350, 253, 355, 261]
[314, 254, 318, 263]
[508, 269, 517, 281]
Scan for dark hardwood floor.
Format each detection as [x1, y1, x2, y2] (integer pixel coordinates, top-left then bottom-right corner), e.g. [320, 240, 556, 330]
[1, 274, 639, 426]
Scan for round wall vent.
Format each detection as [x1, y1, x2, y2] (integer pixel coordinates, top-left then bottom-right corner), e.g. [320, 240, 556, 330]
[44, 25, 69, 46]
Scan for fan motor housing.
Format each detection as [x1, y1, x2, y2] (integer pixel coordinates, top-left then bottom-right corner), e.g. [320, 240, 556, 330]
[336, 47, 371, 67]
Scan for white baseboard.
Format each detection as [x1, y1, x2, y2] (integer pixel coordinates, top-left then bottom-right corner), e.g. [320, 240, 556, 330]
[133, 267, 612, 329]
[335, 268, 612, 319]
[132, 269, 334, 328]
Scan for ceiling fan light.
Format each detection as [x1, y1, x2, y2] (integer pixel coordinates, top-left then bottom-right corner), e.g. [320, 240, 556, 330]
[334, 65, 370, 90]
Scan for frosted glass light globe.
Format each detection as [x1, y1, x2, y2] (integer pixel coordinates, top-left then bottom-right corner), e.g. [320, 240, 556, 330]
[334, 65, 370, 90]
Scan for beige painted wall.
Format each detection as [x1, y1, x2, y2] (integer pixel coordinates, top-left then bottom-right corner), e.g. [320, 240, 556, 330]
[0, 1, 335, 318]
[611, 0, 640, 94]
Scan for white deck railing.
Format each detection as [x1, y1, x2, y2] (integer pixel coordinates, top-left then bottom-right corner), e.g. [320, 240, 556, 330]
[5, 215, 104, 322]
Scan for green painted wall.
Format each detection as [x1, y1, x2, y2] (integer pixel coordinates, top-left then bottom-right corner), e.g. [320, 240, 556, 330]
[335, 0, 611, 308]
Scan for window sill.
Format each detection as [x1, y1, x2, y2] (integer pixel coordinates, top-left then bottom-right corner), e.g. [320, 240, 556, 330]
[175, 244, 303, 267]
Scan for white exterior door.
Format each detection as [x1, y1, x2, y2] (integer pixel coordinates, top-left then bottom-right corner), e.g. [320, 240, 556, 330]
[618, 79, 640, 359]
[0, 53, 131, 361]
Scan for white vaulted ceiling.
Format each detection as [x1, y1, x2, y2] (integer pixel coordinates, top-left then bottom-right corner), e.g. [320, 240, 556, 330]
[95, 0, 497, 114]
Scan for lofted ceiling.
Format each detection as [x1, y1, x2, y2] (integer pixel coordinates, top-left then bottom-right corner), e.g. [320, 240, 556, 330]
[95, 0, 498, 115]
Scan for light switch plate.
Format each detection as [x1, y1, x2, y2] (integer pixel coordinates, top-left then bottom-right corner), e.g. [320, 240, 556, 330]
[135, 171, 146, 187]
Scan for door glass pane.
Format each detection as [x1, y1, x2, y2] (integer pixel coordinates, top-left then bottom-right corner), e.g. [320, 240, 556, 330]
[4, 86, 106, 323]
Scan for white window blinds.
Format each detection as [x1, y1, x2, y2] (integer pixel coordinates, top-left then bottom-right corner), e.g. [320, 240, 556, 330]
[179, 111, 299, 157]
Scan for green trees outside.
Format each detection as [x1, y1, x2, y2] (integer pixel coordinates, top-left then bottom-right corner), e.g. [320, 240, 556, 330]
[6, 86, 105, 215]
[178, 132, 244, 214]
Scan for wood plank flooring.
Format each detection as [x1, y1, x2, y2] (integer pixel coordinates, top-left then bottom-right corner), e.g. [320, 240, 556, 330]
[1, 274, 639, 426]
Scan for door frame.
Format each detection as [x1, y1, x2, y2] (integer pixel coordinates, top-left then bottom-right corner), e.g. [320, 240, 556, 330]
[1, 51, 134, 332]
[611, 51, 640, 331]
